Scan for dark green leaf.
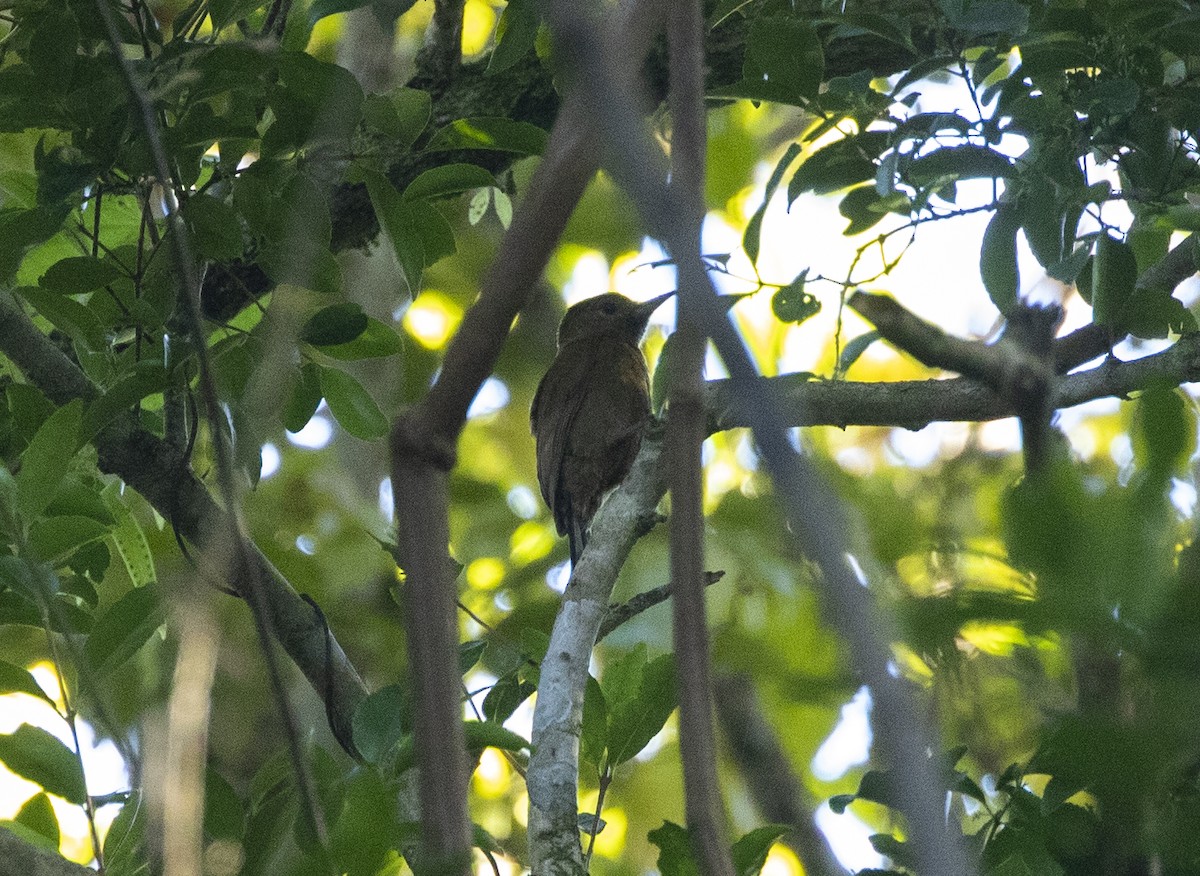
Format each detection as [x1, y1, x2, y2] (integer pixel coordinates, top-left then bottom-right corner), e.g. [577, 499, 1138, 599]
[103, 792, 146, 876]
[102, 483, 156, 588]
[0, 724, 86, 804]
[84, 584, 165, 675]
[580, 674, 607, 769]
[28, 514, 107, 565]
[425, 118, 548, 155]
[980, 205, 1021, 314]
[319, 366, 389, 440]
[0, 661, 51, 702]
[908, 145, 1013, 186]
[838, 330, 881, 374]
[744, 143, 802, 266]
[487, 0, 539, 75]
[0, 206, 68, 283]
[14, 286, 107, 350]
[207, 0, 268, 30]
[407, 198, 457, 266]
[330, 768, 398, 876]
[365, 170, 424, 295]
[732, 825, 790, 876]
[789, 133, 887, 199]
[404, 164, 495, 201]
[38, 256, 123, 293]
[182, 195, 244, 261]
[463, 720, 530, 754]
[1091, 233, 1137, 328]
[301, 302, 370, 347]
[955, 0, 1029, 37]
[1136, 384, 1192, 474]
[742, 16, 823, 103]
[204, 770, 245, 841]
[482, 673, 536, 724]
[81, 362, 171, 440]
[648, 821, 700, 876]
[771, 271, 821, 325]
[16, 399, 82, 519]
[607, 653, 676, 766]
[352, 684, 409, 766]
[318, 317, 404, 360]
[839, 185, 889, 236]
[284, 362, 323, 433]
[362, 87, 430, 151]
[14, 792, 58, 847]
[460, 640, 487, 675]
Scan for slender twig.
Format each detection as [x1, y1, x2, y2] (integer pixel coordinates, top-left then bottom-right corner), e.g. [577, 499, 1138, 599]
[597, 571, 725, 642]
[582, 762, 611, 870]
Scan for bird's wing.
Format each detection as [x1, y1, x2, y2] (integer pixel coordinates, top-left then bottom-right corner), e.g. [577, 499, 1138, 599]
[531, 348, 594, 536]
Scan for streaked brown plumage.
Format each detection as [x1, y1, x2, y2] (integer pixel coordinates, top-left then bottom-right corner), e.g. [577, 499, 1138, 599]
[531, 292, 673, 565]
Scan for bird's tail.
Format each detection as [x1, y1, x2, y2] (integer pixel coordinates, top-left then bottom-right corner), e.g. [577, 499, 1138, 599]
[568, 511, 588, 568]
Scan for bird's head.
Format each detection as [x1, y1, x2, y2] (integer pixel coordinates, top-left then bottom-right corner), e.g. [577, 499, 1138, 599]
[556, 292, 674, 349]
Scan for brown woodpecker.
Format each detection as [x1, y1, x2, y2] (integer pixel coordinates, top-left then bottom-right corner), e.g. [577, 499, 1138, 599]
[531, 291, 674, 565]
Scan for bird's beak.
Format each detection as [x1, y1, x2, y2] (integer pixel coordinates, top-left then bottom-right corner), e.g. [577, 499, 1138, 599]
[634, 290, 676, 324]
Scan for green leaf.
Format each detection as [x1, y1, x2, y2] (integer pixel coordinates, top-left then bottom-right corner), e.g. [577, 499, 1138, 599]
[319, 366, 389, 440]
[459, 639, 487, 675]
[330, 768, 397, 876]
[0, 661, 52, 703]
[488, 0, 539, 75]
[607, 653, 676, 766]
[284, 362, 323, 433]
[838, 330, 881, 374]
[16, 399, 82, 519]
[204, 770, 245, 841]
[361, 87, 430, 151]
[732, 825, 790, 876]
[102, 484, 157, 588]
[580, 674, 608, 769]
[771, 271, 820, 325]
[207, 0, 269, 31]
[648, 821, 700, 876]
[463, 720, 530, 753]
[81, 362, 171, 440]
[1091, 233, 1137, 328]
[351, 683, 409, 766]
[38, 255, 123, 293]
[1121, 287, 1196, 339]
[14, 285, 107, 350]
[404, 164, 495, 201]
[0, 724, 86, 804]
[425, 118, 548, 155]
[182, 195, 244, 261]
[742, 16, 824, 103]
[908, 145, 1013, 186]
[318, 317, 404, 360]
[301, 302, 370, 347]
[981, 205, 1021, 314]
[839, 185, 892, 236]
[103, 791, 147, 876]
[364, 170, 424, 295]
[789, 133, 887, 200]
[481, 673, 536, 725]
[84, 584, 165, 675]
[14, 792, 58, 847]
[28, 514, 108, 565]
[0, 206, 68, 281]
[744, 143, 801, 266]
[307, 0, 412, 27]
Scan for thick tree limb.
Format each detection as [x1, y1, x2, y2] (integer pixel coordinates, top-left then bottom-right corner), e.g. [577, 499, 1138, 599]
[707, 332, 1200, 431]
[666, 0, 735, 873]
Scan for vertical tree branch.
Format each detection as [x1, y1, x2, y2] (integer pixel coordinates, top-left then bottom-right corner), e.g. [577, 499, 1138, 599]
[665, 1, 734, 874]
